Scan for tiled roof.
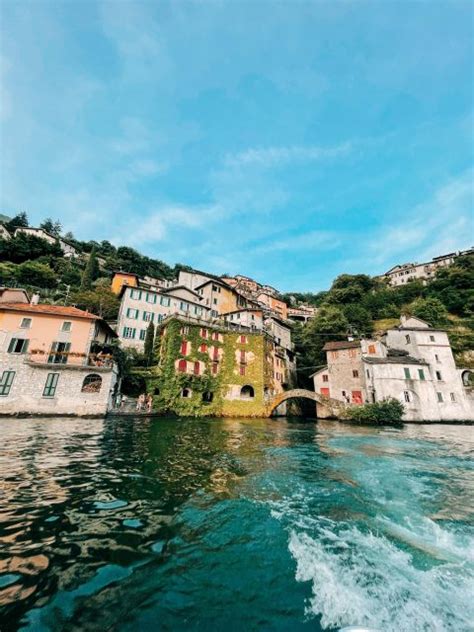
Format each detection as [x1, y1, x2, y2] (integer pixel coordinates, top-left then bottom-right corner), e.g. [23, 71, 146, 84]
[363, 356, 428, 366]
[0, 303, 101, 320]
[323, 340, 361, 351]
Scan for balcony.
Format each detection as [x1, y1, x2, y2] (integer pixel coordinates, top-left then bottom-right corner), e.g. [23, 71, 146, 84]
[26, 350, 114, 371]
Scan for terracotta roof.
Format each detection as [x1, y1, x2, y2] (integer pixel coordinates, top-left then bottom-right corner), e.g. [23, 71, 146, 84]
[323, 340, 361, 351]
[0, 303, 101, 320]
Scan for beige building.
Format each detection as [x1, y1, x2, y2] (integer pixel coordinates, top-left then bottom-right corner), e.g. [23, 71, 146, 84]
[381, 248, 473, 287]
[0, 302, 118, 416]
[312, 317, 474, 421]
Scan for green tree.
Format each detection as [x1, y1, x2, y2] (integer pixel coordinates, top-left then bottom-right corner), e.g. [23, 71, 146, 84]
[6, 212, 29, 231]
[408, 296, 449, 328]
[16, 261, 57, 288]
[144, 321, 155, 365]
[71, 286, 120, 319]
[40, 218, 62, 236]
[80, 246, 100, 290]
[342, 303, 373, 336]
[0, 233, 62, 263]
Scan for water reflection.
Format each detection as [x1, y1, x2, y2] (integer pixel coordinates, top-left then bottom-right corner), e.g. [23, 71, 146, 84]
[0, 417, 472, 631]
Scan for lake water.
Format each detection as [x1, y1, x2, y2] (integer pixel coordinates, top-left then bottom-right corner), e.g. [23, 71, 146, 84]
[0, 417, 473, 631]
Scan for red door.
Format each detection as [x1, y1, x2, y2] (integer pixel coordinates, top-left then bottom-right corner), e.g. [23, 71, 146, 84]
[352, 390, 363, 404]
[320, 387, 330, 397]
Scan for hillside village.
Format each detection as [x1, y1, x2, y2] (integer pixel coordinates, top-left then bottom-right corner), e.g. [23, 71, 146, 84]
[0, 212, 473, 421]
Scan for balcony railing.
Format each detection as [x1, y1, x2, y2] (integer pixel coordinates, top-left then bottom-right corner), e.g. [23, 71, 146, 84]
[26, 351, 114, 369]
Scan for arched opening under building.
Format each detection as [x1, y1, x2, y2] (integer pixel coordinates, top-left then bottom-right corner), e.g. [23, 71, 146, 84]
[240, 385, 255, 399]
[181, 388, 192, 398]
[202, 391, 214, 403]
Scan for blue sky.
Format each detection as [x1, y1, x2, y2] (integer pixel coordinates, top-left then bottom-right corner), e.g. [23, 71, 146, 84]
[1, 1, 473, 291]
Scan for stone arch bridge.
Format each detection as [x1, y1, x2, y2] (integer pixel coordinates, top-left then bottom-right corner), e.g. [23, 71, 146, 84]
[265, 388, 346, 418]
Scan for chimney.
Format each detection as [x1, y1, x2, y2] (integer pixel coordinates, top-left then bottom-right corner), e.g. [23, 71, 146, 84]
[31, 293, 40, 305]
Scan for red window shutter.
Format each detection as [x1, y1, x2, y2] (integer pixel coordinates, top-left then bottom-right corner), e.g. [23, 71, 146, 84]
[352, 391, 363, 404]
[213, 332, 219, 341]
[320, 387, 330, 397]
[201, 328, 208, 339]
[213, 346, 219, 361]
[180, 340, 188, 355]
[200, 343, 207, 353]
[194, 361, 200, 375]
[212, 363, 218, 375]
[240, 365, 246, 376]
[240, 335, 247, 344]
[368, 345, 376, 355]
[178, 359, 187, 373]
[240, 350, 246, 363]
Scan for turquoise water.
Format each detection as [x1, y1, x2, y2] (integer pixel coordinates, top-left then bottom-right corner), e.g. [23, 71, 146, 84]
[0, 417, 473, 631]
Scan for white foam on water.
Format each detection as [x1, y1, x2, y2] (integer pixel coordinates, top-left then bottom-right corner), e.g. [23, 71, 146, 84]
[288, 524, 474, 632]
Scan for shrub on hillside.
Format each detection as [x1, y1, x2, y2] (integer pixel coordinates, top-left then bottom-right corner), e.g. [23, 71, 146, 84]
[341, 398, 404, 425]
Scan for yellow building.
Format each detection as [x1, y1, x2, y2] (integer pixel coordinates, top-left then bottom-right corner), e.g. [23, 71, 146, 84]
[111, 271, 139, 295]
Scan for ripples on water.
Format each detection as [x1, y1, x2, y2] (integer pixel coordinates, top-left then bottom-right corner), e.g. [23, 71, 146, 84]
[0, 417, 473, 631]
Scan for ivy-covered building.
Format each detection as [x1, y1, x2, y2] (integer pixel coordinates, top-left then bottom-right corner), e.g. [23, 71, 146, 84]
[149, 315, 293, 417]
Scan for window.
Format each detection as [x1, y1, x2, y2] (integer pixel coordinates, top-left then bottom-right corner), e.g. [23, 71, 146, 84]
[212, 332, 219, 341]
[20, 317, 32, 329]
[61, 321, 72, 332]
[199, 343, 207, 353]
[211, 362, 219, 375]
[351, 391, 363, 404]
[404, 368, 411, 379]
[366, 370, 370, 378]
[368, 345, 376, 355]
[43, 373, 59, 397]
[126, 308, 139, 319]
[180, 341, 188, 356]
[435, 354, 441, 363]
[139, 329, 147, 341]
[200, 328, 208, 339]
[239, 365, 246, 376]
[8, 338, 29, 354]
[240, 385, 254, 399]
[436, 371, 442, 381]
[142, 311, 154, 322]
[240, 350, 246, 364]
[181, 387, 192, 398]
[81, 374, 102, 393]
[123, 327, 136, 339]
[240, 335, 247, 344]
[157, 314, 164, 323]
[146, 293, 157, 304]
[430, 335, 435, 342]
[418, 369, 425, 380]
[352, 370, 359, 378]
[405, 335, 411, 344]
[212, 346, 219, 361]
[194, 306, 203, 316]
[202, 391, 214, 403]
[349, 349, 357, 358]
[130, 289, 142, 300]
[160, 296, 171, 307]
[180, 302, 189, 312]
[403, 391, 411, 403]
[193, 361, 200, 375]
[213, 298, 218, 305]
[180, 326, 189, 335]
[437, 392, 444, 402]
[450, 392, 456, 402]
[0, 371, 15, 396]
[331, 351, 338, 360]
[48, 341, 71, 364]
[178, 359, 187, 373]
[322, 374, 329, 382]
[211, 310, 218, 318]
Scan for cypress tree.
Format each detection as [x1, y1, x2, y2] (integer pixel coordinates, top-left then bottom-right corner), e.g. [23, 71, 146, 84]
[144, 321, 155, 365]
[81, 246, 99, 290]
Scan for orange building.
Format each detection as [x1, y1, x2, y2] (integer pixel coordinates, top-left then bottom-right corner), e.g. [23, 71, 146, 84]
[111, 271, 139, 295]
[257, 292, 288, 320]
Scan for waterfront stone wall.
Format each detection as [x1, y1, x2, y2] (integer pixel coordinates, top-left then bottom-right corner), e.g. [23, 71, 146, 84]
[0, 354, 118, 416]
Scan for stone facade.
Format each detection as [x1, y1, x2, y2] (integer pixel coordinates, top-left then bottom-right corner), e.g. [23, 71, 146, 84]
[0, 354, 118, 416]
[312, 317, 474, 422]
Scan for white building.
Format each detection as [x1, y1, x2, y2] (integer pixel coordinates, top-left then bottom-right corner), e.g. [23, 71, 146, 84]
[312, 316, 473, 422]
[116, 284, 211, 350]
[381, 248, 473, 287]
[14, 227, 79, 258]
[0, 224, 11, 240]
[222, 308, 264, 331]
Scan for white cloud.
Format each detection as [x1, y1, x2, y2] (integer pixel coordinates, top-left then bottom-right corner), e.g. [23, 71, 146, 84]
[224, 142, 352, 168]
